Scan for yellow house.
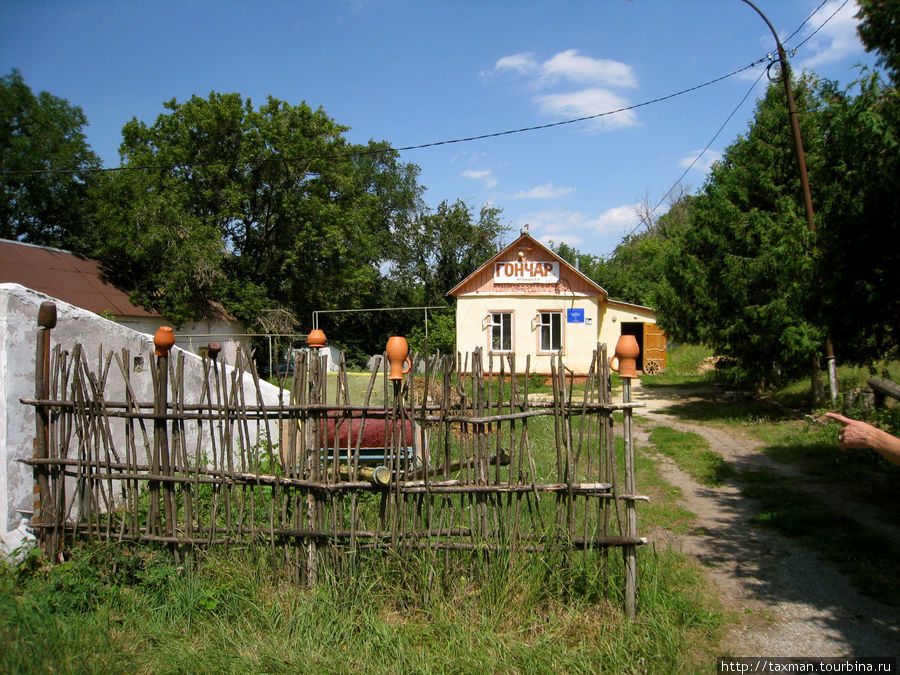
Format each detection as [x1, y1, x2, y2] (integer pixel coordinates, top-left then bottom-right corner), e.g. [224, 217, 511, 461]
[447, 233, 666, 376]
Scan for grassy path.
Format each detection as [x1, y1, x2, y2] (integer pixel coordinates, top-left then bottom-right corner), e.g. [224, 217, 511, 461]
[629, 381, 899, 656]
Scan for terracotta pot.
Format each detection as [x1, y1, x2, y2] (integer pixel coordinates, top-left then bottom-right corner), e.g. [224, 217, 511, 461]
[154, 326, 175, 357]
[609, 334, 639, 379]
[37, 301, 57, 329]
[386, 336, 412, 381]
[306, 329, 327, 349]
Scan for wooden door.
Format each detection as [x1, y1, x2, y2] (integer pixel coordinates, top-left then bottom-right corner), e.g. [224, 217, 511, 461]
[642, 323, 667, 373]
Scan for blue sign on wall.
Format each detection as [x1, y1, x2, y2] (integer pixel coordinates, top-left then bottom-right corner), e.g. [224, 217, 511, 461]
[567, 308, 584, 323]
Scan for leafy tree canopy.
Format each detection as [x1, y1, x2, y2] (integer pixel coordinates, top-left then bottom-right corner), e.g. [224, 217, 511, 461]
[856, 0, 900, 85]
[90, 91, 423, 328]
[815, 71, 900, 362]
[1, 70, 100, 249]
[659, 75, 826, 386]
[328, 199, 507, 360]
[388, 199, 507, 307]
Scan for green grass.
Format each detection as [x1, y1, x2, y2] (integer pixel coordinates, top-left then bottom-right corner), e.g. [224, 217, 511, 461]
[646, 427, 734, 487]
[1, 376, 730, 673]
[0, 540, 724, 673]
[635, 444, 697, 535]
[640, 343, 716, 387]
[268, 370, 556, 406]
[664, 344, 715, 376]
[739, 468, 900, 603]
[745, 417, 900, 522]
[630, 361, 900, 604]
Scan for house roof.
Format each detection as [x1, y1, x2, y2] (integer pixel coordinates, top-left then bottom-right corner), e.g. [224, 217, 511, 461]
[0, 239, 159, 318]
[446, 233, 609, 298]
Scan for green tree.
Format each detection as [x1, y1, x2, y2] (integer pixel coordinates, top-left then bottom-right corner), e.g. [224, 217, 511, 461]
[0, 70, 100, 248]
[389, 199, 507, 306]
[660, 76, 825, 388]
[92, 92, 423, 328]
[551, 197, 689, 311]
[407, 310, 456, 356]
[550, 241, 611, 291]
[816, 72, 900, 363]
[856, 0, 900, 85]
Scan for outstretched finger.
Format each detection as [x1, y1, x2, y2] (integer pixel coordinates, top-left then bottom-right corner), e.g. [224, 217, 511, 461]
[825, 412, 853, 425]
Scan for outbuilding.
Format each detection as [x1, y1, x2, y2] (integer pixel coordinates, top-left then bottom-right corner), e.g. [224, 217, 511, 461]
[0, 239, 250, 364]
[448, 232, 666, 376]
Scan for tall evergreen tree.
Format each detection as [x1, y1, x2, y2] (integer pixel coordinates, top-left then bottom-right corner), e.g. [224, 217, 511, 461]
[660, 76, 825, 387]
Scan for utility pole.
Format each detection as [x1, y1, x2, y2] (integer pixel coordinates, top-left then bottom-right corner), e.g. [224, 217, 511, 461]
[740, 0, 835, 404]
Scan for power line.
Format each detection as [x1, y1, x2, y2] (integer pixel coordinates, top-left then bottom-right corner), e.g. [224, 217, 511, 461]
[782, 0, 830, 47]
[609, 64, 769, 253]
[1, 58, 768, 178]
[789, 0, 852, 52]
[605, 0, 852, 255]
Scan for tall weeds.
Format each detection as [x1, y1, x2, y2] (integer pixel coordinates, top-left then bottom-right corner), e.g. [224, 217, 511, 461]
[1, 541, 722, 673]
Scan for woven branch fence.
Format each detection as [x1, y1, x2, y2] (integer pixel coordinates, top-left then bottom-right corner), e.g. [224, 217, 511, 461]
[24, 305, 644, 615]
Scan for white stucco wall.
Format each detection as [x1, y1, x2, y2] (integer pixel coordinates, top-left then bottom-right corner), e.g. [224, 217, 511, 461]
[455, 293, 601, 374]
[116, 315, 251, 366]
[0, 283, 285, 537]
[455, 294, 660, 375]
[597, 303, 658, 349]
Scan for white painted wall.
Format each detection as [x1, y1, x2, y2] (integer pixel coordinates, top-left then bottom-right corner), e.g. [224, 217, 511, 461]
[0, 283, 285, 538]
[597, 303, 658, 349]
[116, 315, 251, 366]
[455, 293, 601, 374]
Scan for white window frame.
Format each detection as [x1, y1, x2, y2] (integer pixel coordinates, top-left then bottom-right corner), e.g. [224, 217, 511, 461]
[538, 311, 562, 353]
[489, 311, 513, 352]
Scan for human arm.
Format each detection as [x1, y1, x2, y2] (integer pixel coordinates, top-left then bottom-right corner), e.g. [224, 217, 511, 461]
[825, 412, 900, 467]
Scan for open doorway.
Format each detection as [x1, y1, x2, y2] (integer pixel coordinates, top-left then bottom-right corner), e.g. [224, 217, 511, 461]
[620, 322, 644, 372]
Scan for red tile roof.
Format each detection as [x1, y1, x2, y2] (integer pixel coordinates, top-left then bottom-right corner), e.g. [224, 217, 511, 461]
[0, 239, 159, 317]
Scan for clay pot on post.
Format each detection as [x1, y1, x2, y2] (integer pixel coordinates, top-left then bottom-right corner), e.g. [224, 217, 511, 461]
[386, 336, 412, 381]
[609, 334, 639, 379]
[306, 329, 327, 349]
[154, 326, 176, 357]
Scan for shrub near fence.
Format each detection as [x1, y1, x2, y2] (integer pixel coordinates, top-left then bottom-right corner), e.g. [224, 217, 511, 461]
[23, 311, 645, 615]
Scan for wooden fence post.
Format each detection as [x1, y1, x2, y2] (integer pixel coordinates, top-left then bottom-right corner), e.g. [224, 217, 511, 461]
[34, 301, 56, 557]
[622, 376, 637, 619]
[153, 327, 176, 542]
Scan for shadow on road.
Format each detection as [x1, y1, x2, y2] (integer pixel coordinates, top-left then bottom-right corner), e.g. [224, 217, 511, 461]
[631, 382, 899, 656]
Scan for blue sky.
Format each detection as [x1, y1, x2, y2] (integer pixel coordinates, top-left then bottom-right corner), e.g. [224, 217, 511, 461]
[1, 0, 879, 258]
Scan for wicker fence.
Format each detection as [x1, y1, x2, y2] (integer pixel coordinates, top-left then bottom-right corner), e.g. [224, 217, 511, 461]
[23, 303, 644, 615]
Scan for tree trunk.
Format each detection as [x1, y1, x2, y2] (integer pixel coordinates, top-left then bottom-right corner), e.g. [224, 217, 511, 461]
[810, 354, 825, 407]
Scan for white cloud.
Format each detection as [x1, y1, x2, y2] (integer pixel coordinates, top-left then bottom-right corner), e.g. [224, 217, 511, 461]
[461, 168, 498, 189]
[511, 182, 574, 200]
[513, 204, 642, 256]
[537, 89, 638, 130]
[495, 49, 636, 88]
[799, 1, 867, 70]
[678, 149, 722, 172]
[519, 204, 640, 238]
[494, 52, 538, 76]
[591, 204, 642, 234]
[540, 49, 637, 88]
[536, 232, 583, 249]
[491, 49, 639, 131]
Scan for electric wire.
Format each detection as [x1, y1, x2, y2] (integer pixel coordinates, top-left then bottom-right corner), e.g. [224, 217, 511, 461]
[607, 0, 852, 254]
[609, 65, 769, 252]
[782, 0, 830, 47]
[2, 0, 850, 181]
[789, 0, 852, 52]
[1, 58, 769, 178]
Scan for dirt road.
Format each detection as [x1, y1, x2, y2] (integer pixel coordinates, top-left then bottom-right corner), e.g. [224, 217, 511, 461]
[628, 381, 899, 657]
